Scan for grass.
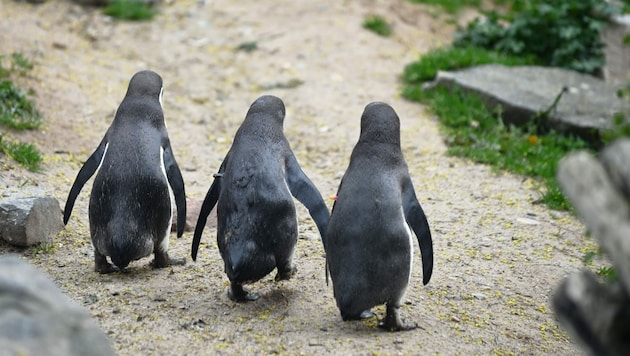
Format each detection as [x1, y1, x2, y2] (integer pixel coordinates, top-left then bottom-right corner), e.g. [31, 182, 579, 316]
[0, 80, 41, 130]
[0, 53, 43, 171]
[408, 0, 481, 14]
[0, 135, 42, 172]
[362, 15, 392, 37]
[402, 54, 591, 210]
[103, 0, 157, 21]
[402, 46, 535, 83]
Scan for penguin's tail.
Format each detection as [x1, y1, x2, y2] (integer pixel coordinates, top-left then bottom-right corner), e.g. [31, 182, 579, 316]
[108, 229, 153, 270]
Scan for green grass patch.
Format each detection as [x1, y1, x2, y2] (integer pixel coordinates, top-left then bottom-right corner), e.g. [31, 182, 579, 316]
[0, 53, 43, 171]
[402, 46, 535, 83]
[103, 0, 157, 21]
[362, 15, 392, 37]
[0, 80, 41, 130]
[0, 135, 42, 171]
[408, 0, 481, 14]
[0, 53, 40, 130]
[402, 82, 589, 210]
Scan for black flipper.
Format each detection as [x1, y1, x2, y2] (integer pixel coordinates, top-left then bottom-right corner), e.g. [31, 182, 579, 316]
[191, 158, 227, 261]
[63, 139, 109, 225]
[163, 143, 186, 238]
[402, 176, 433, 285]
[284, 154, 330, 250]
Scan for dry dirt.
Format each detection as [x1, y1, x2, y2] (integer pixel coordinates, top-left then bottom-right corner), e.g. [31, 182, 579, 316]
[0, 0, 594, 355]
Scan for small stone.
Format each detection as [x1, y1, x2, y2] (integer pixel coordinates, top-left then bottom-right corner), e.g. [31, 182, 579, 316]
[308, 339, 323, 346]
[0, 193, 64, 247]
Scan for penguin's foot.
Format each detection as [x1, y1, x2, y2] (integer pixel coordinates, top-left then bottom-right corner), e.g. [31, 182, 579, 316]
[95, 253, 118, 274]
[152, 251, 186, 268]
[378, 304, 417, 332]
[274, 265, 297, 281]
[228, 284, 260, 302]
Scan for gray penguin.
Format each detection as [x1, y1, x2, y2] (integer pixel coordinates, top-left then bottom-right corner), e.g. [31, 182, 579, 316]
[63, 70, 186, 273]
[326, 102, 433, 331]
[192, 95, 329, 302]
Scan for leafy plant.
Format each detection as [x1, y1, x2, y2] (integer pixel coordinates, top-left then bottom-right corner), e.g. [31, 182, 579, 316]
[454, 0, 621, 75]
[103, 0, 157, 21]
[362, 15, 392, 37]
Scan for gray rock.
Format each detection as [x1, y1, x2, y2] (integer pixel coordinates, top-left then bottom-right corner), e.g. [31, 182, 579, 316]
[0, 255, 116, 355]
[554, 138, 630, 355]
[602, 14, 630, 86]
[0, 192, 64, 247]
[432, 65, 629, 140]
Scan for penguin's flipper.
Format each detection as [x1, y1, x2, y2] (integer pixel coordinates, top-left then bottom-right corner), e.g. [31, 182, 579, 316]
[284, 154, 330, 250]
[402, 176, 433, 285]
[163, 144, 186, 238]
[191, 158, 227, 261]
[63, 139, 109, 225]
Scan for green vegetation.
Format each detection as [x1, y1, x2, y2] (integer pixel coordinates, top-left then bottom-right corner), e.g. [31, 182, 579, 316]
[409, 0, 527, 14]
[402, 0, 630, 211]
[0, 54, 40, 130]
[103, 0, 157, 21]
[0, 135, 42, 172]
[408, 0, 481, 14]
[402, 82, 588, 210]
[402, 46, 534, 83]
[454, 0, 620, 75]
[362, 15, 392, 37]
[0, 53, 42, 171]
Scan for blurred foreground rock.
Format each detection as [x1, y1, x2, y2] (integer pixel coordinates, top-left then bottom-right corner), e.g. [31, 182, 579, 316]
[0, 255, 116, 355]
[554, 138, 630, 356]
[0, 190, 64, 247]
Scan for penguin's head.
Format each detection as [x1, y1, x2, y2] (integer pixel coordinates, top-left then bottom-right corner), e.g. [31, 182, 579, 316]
[247, 95, 286, 126]
[125, 70, 164, 101]
[359, 102, 401, 145]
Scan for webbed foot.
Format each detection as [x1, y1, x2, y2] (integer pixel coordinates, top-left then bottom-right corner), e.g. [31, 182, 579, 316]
[378, 304, 417, 332]
[228, 283, 260, 302]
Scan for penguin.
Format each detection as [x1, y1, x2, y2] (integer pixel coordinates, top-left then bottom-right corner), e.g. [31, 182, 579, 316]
[326, 102, 433, 331]
[192, 95, 329, 302]
[63, 70, 187, 273]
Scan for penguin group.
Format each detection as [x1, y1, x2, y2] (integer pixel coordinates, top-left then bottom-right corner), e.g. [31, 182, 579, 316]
[63, 70, 434, 331]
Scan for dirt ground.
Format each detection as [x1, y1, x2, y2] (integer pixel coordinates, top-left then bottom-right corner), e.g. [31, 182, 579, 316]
[0, 0, 593, 354]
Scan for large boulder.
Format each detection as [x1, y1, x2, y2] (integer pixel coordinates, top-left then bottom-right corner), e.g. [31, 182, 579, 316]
[0, 189, 64, 247]
[554, 138, 630, 356]
[0, 255, 116, 355]
[432, 64, 630, 141]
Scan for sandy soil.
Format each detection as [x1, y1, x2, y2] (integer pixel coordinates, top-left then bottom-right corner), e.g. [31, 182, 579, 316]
[0, 0, 592, 354]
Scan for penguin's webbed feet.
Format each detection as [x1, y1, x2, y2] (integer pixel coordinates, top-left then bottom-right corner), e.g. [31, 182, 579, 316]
[228, 283, 260, 302]
[378, 304, 417, 332]
[274, 265, 297, 281]
[152, 251, 186, 268]
[95, 252, 119, 274]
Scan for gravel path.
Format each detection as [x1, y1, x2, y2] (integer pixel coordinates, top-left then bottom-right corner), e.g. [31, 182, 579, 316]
[1, 0, 589, 354]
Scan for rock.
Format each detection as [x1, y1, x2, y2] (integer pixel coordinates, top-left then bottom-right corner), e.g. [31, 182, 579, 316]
[171, 197, 215, 233]
[602, 14, 630, 86]
[0, 255, 116, 355]
[0, 192, 64, 247]
[432, 64, 630, 141]
[554, 138, 630, 355]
